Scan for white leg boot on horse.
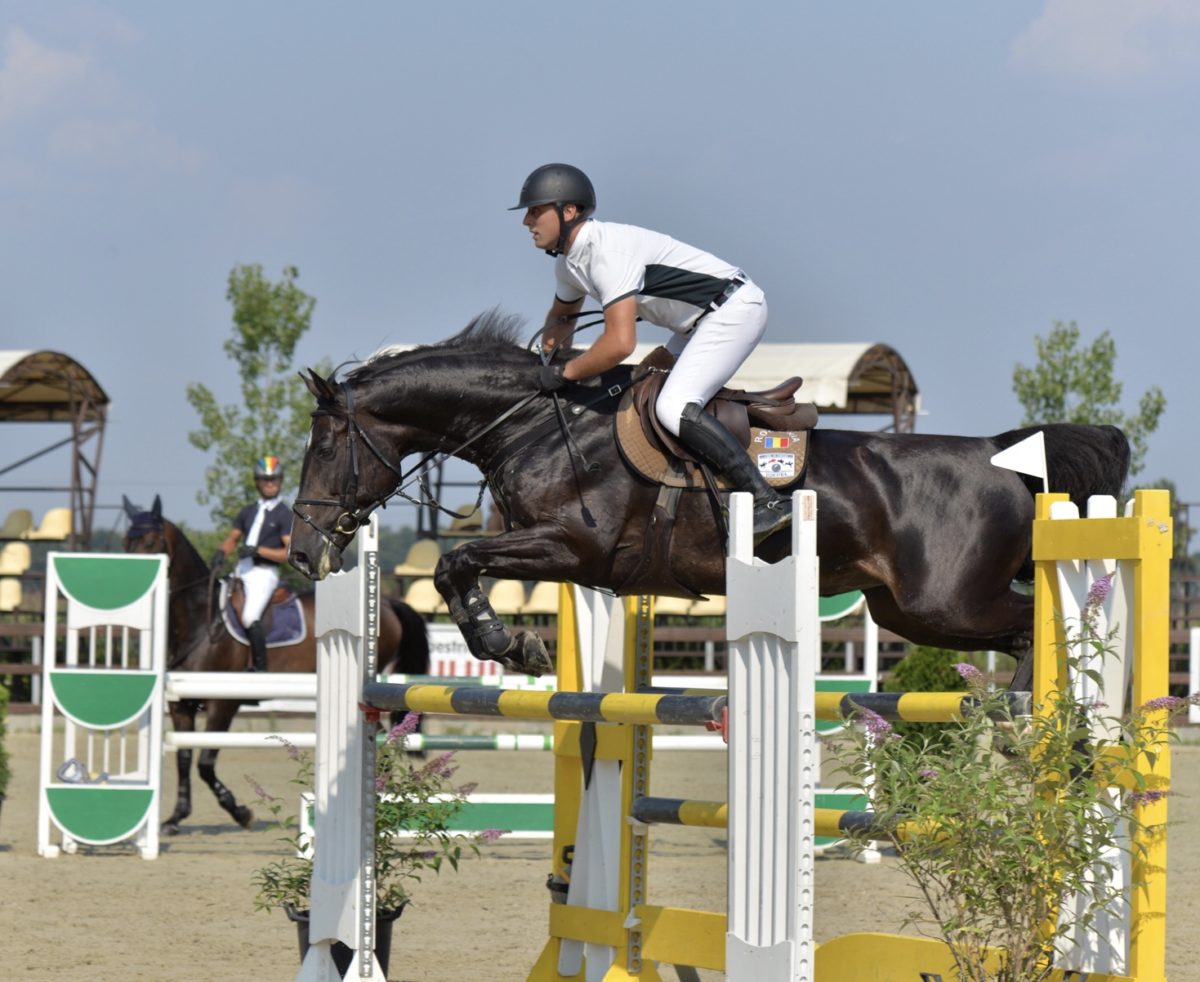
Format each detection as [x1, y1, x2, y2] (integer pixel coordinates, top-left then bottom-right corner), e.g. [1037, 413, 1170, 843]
[677, 402, 791, 542]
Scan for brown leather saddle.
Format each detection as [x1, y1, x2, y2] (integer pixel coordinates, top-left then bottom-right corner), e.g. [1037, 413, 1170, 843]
[610, 348, 819, 599]
[225, 577, 296, 627]
[615, 346, 819, 490]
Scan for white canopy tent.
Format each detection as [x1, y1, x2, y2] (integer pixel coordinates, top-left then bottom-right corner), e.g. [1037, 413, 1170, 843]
[628, 341, 920, 433]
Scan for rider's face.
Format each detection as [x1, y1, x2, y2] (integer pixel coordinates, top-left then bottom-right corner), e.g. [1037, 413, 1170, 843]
[523, 203, 578, 251]
[256, 476, 282, 498]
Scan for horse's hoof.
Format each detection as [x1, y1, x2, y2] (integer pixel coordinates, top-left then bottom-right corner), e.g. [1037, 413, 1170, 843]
[500, 633, 553, 677]
[161, 820, 182, 836]
[234, 805, 254, 829]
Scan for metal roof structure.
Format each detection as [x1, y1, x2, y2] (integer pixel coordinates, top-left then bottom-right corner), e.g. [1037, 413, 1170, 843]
[0, 350, 110, 546]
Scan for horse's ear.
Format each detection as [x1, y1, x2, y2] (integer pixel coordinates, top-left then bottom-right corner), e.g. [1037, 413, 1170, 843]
[122, 495, 139, 520]
[151, 495, 162, 521]
[301, 368, 337, 403]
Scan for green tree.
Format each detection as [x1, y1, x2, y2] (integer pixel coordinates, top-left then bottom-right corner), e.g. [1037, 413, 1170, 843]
[1012, 320, 1165, 476]
[187, 264, 325, 525]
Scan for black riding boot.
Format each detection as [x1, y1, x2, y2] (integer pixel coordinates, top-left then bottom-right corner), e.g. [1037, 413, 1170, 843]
[245, 622, 269, 672]
[677, 402, 791, 541]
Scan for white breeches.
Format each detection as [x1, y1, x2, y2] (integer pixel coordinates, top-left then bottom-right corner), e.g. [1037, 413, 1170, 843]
[236, 560, 279, 626]
[654, 283, 768, 436]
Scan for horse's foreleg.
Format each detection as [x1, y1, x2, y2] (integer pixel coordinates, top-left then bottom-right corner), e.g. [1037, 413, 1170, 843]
[162, 701, 196, 835]
[196, 748, 254, 829]
[434, 530, 575, 677]
[444, 582, 554, 676]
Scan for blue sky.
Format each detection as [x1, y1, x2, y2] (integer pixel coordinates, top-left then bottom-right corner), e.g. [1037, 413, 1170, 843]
[2, 2, 1196, 541]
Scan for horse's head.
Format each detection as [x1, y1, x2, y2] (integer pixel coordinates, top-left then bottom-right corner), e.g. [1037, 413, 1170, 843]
[122, 494, 168, 555]
[289, 369, 406, 580]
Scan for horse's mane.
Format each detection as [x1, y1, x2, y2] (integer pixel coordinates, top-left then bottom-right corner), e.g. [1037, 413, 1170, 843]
[345, 309, 530, 383]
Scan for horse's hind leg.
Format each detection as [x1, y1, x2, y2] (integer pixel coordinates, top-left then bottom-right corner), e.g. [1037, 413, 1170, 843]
[196, 748, 254, 828]
[197, 700, 254, 829]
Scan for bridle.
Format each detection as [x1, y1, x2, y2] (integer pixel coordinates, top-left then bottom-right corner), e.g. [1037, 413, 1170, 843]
[292, 380, 540, 551]
[125, 516, 225, 657]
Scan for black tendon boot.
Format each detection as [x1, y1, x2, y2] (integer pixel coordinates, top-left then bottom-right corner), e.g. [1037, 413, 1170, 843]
[677, 402, 791, 541]
[244, 621, 269, 672]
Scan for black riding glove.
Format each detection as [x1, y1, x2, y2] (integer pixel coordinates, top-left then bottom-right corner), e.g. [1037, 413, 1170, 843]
[237, 544, 258, 560]
[210, 550, 225, 568]
[538, 363, 566, 393]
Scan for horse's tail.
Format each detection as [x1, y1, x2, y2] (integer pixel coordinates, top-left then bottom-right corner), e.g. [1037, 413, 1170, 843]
[386, 597, 431, 675]
[997, 423, 1131, 507]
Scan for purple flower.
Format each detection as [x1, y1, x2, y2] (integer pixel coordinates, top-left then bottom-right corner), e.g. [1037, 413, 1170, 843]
[421, 752, 458, 779]
[479, 828, 505, 843]
[245, 776, 278, 802]
[386, 712, 423, 744]
[859, 708, 893, 739]
[918, 768, 939, 780]
[458, 781, 478, 797]
[1128, 790, 1169, 806]
[1085, 573, 1115, 612]
[954, 663, 986, 687]
[1140, 696, 1185, 713]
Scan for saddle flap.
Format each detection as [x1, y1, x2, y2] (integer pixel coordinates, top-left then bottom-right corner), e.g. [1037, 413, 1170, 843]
[224, 576, 297, 622]
[619, 346, 818, 490]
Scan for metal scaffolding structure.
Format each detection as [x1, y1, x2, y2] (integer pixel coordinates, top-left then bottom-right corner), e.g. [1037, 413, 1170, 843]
[0, 350, 109, 548]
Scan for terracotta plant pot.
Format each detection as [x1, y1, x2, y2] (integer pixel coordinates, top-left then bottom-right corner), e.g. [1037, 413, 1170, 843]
[287, 905, 405, 979]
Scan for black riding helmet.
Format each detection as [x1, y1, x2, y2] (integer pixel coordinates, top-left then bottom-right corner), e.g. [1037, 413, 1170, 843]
[509, 163, 596, 256]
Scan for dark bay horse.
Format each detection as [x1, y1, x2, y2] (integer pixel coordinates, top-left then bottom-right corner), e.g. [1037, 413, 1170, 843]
[286, 312, 1129, 692]
[123, 496, 429, 835]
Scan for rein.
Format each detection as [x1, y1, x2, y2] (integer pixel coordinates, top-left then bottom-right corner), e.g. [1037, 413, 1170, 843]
[293, 380, 541, 550]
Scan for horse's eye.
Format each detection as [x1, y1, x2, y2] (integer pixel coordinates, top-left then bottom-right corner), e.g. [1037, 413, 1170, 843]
[316, 443, 336, 462]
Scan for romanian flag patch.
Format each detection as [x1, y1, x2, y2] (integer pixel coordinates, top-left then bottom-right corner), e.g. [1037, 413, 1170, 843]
[763, 435, 791, 449]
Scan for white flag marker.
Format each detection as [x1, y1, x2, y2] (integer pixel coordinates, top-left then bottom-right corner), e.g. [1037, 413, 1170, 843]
[990, 430, 1048, 494]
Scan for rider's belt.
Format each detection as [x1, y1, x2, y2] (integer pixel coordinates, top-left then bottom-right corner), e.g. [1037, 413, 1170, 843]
[710, 272, 746, 311]
[691, 272, 747, 330]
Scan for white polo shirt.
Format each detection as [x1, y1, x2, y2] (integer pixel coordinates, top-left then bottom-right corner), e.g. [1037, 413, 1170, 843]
[554, 220, 743, 334]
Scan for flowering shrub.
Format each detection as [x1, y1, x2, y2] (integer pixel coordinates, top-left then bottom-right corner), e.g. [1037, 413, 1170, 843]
[834, 573, 1191, 982]
[248, 713, 500, 914]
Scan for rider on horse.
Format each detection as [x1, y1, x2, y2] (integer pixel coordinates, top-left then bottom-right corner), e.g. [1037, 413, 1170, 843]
[213, 455, 291, 672]
[514, 162, 791, 541]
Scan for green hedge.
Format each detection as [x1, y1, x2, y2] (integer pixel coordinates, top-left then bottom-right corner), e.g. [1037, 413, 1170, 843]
[883, 645, 971, 751]
[0, 683, 10, 797]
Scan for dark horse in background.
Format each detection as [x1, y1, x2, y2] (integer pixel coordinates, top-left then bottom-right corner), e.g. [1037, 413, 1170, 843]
[286, 311, 1129, 692]
[123, 496, 429, 835]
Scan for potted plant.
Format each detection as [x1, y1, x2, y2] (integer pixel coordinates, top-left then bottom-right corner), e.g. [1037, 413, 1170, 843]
[249, 713, 497, 977]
